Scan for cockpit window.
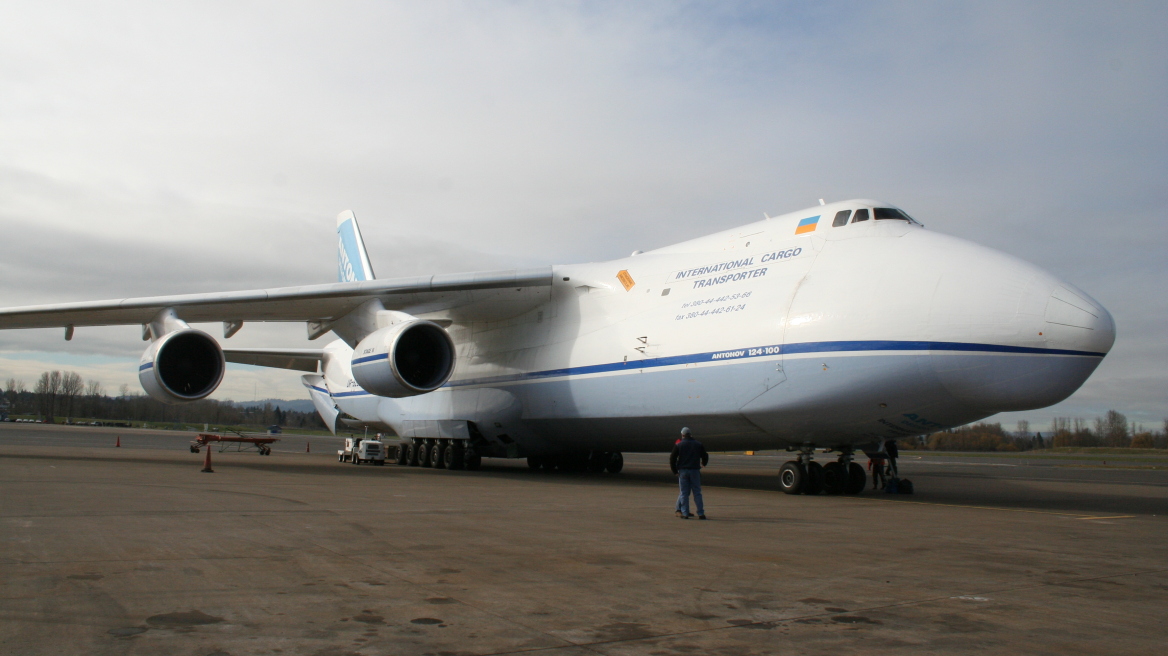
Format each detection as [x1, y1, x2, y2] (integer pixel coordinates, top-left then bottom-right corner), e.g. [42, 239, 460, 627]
[874, 208, 919, 224]
[851, 208, 869, 223]
[832, 210, 851, 227]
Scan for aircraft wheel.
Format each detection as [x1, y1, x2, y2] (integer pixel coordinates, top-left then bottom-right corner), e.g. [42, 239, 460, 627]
[431, 441, 447, 469]
[845, 462, 866, 495]
[417, 442, 430, 467]
[605, 452, 624, 474]
[803, 462, 825, 495]
[464, 450, 482, 471]
[778, 461, 805, 495]
[395, 444, 407, 465]
[822, 462, 845, 495]
[447, 441, 465, 470]
[406, 442, 419, 466]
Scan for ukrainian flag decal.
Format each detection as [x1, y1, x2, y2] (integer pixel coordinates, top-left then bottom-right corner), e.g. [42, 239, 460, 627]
[794, 215, 820, 235]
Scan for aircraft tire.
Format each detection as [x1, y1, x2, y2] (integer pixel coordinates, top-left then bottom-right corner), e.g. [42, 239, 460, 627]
[605, 452, 624, 474]
[778, 461, 805, 495]
[845, 462, 866, 494]
[417, 443, 430, 467]
[822, 462, 845, 495]
[395, 444, 408, 465]
[448, 442, 465, 470]
[431, 441, 447, 469]
[464, 450, 482, 471]
[406, 442, 419, 466]
[803, 462, 825, 495]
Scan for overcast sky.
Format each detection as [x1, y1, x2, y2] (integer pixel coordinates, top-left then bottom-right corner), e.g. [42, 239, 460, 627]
[1, 1, 1165, 431]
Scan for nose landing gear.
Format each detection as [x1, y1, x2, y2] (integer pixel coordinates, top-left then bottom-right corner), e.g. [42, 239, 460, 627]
[780, 444, 865, 496]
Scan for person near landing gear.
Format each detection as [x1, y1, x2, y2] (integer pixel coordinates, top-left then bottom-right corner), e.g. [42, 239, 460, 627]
[869, 453, 887, 490]
[884, 439, 899, 477]
[670, 427, 709, 520]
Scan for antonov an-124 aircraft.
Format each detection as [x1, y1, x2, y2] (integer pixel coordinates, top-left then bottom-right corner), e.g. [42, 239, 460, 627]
[0, 201, 1115, 494]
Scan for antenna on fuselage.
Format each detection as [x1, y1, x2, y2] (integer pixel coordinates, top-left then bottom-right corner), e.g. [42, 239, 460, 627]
[819, 198, 826, 205]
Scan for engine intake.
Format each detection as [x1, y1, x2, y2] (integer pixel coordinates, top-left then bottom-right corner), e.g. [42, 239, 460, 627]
[351, 320, 455, 397]
[139, 329, 225, 403]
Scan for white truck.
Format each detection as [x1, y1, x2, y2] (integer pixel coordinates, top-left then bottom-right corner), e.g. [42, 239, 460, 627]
[338, 435, 385, 465]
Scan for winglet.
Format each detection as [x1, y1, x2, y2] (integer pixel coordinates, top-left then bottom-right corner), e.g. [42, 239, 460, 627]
[336, 210, 376, 282]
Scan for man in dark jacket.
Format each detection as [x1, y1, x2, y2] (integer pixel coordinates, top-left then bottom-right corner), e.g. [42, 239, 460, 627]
[884, 439, 899, 477]
[670, 427, 709, 519]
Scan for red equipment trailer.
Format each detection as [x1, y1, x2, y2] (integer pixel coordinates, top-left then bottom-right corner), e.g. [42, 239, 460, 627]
[190, 432, 279, 456]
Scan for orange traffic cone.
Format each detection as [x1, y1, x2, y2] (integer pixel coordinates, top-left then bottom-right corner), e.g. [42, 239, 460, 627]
[116, 436, 120, 447]
[201, 445, 214, 473]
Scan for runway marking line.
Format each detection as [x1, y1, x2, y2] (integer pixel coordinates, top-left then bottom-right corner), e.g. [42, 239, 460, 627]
[840, 495, 1136, 520]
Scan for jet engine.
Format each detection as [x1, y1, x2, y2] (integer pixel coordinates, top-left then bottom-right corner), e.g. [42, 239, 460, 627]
[350, 319, 455, 397]
[138, 329, 226, 404]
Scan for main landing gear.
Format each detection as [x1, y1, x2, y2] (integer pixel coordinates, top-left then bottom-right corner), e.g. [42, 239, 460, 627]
[396, 439, 482, 471]
[779, 444, 865, 496]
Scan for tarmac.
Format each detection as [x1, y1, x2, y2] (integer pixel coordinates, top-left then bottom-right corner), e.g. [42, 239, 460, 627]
[1, 422, 1166, 655]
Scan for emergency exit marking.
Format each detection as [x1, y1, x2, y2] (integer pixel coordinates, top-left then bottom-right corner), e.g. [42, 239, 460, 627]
[616, 270, 635, 291]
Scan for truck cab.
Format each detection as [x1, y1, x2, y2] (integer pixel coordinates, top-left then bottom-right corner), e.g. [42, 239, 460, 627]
[338, 435, 385, 465]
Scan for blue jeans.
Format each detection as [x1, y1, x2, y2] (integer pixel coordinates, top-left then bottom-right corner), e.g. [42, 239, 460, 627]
[676, 469, 704, 516]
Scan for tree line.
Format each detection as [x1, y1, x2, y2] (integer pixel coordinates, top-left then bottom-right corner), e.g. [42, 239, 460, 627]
[906, 410, 1168, 451]
[3, 372, 325, 430]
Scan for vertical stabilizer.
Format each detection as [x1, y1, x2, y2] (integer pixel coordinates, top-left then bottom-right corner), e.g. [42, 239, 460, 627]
[336, 210, 376, 282]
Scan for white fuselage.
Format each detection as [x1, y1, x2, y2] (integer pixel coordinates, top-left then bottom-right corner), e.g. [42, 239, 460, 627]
[318, 200, 1114, 455]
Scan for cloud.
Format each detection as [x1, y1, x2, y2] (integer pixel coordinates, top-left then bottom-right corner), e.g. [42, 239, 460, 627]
[0, 1, 1165, 425]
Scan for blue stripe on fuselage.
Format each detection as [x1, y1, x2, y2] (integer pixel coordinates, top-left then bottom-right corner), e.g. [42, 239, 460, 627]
[445, 340, 1104, 388]
[324, 339, 1105, 398]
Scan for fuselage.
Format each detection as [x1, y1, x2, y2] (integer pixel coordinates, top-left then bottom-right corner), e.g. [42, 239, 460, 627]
[321, 200, 1115, 455]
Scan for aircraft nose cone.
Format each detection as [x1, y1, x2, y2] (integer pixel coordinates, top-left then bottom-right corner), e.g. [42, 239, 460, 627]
[926, 240, 1114, 414]
[1042, 284, 1116, 356]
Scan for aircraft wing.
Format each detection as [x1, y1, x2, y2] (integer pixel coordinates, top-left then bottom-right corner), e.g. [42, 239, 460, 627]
[224, 348, 324, 372]
[0, 267, 553, 330]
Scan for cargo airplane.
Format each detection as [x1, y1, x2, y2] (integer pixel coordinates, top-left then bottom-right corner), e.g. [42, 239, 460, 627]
[0, 201, 1115, 494]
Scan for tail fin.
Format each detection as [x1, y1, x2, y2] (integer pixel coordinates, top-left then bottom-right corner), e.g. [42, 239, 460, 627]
[336, 210, 376, 282]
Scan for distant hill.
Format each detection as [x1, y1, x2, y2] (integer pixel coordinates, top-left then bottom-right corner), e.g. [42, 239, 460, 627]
[234, 398, 317, 413]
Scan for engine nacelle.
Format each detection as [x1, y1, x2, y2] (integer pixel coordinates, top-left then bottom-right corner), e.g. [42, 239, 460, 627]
[351, 320, 455, 397]
[139, 329, 225, 404]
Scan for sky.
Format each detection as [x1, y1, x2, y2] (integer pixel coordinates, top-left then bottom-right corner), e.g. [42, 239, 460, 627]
[1, 1, 1165, 431]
